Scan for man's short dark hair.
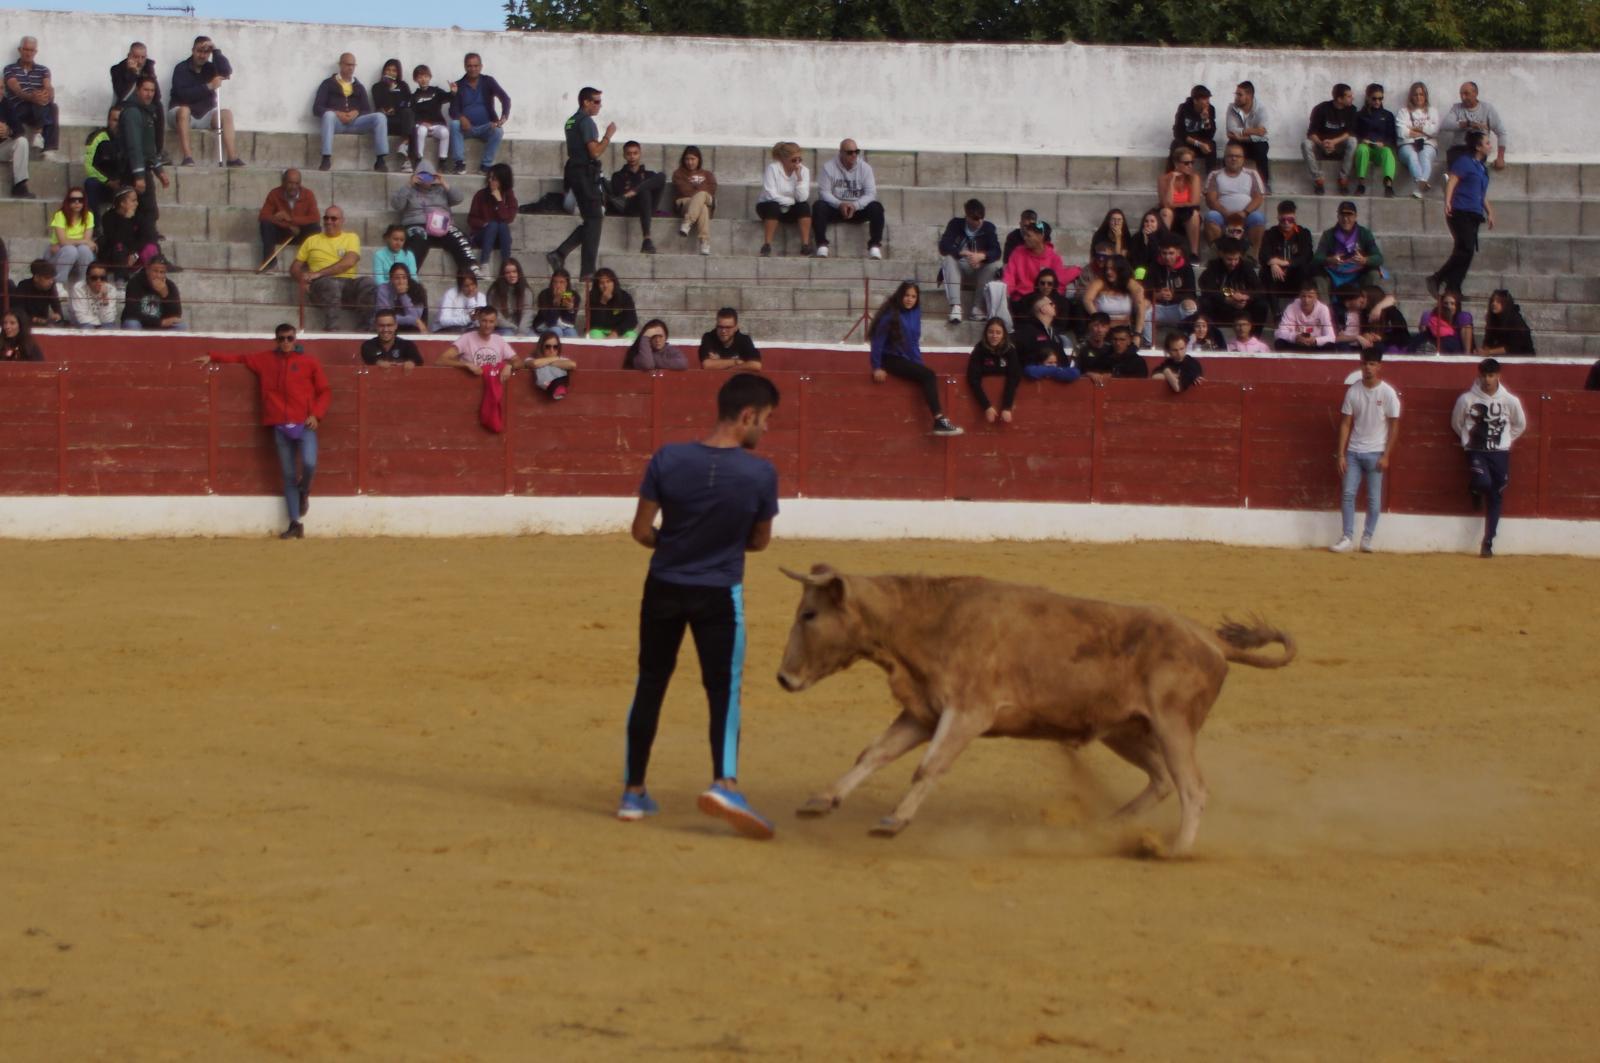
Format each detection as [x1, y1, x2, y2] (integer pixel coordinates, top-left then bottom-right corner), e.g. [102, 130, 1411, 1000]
[717, 372, 780, 421]
[1156, 234, 1185, 252]
[30, 258, 55, 278]
[716, 307, 739, 323]
[1237, 80, 1255, 95]
[1087, 311, 1112, 327]
[476, 305, 498, 318]
[274, 322, 296, 337]
[1020, 209, 1038, 223]
[1216, 236, 1245, 255]
[464, 52, 482, 64]
[579, 86, 601, 104]
[1277, 199, 1297, 215]
[413, 64, 430, 79]
[1299, 280, 1320, 295]
[1109, 324, 1133, 339]
[137, 75, 158, 91]
[623, 139, 640, 151]
[963, 198, 985, 219]
[1164, 331, 1188, 352]
[374, 309, 397, 323]
[193, 35, 211, 49]
[1366, 82, 1384, 97]
[1360, 349, 1384, 363]
[1333, 82, 1351, 98]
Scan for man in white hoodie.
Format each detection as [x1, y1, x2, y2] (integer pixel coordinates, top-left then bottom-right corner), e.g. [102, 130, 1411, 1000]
[813, 139, 885, 259]
[1450, 357, 1526, 558]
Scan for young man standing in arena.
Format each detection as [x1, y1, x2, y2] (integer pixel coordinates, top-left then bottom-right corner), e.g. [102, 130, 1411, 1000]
[620, 373, 781, 839]
[1331, 350, 1400, 554]
[1451, 357, 1525, 558]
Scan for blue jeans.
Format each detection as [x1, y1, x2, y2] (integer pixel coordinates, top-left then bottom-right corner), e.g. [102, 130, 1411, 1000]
[470, 221, 513, 264]
[320, 110, 388, 157]
[450, 120, 504, 167]
[1341, 450, 1383, 539]
[272, 426, 318, 524]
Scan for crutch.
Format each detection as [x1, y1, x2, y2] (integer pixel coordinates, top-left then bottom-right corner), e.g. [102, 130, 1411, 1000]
[213, 84, 225, 167]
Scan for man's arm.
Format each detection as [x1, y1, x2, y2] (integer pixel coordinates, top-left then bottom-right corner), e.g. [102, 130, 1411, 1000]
[631, 498, 660, 548]
[436, 343, 475, 373]
[491, 77, 511, 122]
[1335, 411, 1353, 474]
[1380, 416, 1400, 470]
[747, 520, 773, 552]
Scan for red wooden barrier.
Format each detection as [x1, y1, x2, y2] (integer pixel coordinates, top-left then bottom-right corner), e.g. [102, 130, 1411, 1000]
[4, 359, 1600, 523]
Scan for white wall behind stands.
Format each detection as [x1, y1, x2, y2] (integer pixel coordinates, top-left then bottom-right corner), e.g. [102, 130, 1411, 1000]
[10, 9, 1600, 162]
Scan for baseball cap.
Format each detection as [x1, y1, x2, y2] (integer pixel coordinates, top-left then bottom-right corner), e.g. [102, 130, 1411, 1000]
[1337, 200, 1358, 215]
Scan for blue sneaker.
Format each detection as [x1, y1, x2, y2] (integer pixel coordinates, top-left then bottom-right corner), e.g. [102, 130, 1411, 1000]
[696, 784, 775, 840]
[616, 789, 659, 822]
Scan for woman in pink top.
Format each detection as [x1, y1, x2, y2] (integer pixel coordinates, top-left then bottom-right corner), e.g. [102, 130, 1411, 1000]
[989, 219, 1072, 329]
[1159, 146, 1204, 257]
[1274, 281, 1337, 350]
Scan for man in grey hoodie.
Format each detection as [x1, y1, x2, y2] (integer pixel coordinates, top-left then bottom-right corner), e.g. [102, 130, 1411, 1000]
[1444, 81, 1508, 170]
[1450, 357, 1526, 558]
[813, 139, 885, 259]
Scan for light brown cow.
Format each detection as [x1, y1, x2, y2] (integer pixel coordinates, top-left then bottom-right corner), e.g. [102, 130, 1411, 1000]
[776, 565, 1295, 855]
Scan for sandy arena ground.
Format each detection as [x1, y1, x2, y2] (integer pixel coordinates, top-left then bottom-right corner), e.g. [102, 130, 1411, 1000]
[3, 535, 1599, 1061]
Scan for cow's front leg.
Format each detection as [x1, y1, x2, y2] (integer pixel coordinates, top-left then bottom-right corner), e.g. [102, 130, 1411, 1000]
[871, 707, 991, 836]
[798, 710, 931, 817]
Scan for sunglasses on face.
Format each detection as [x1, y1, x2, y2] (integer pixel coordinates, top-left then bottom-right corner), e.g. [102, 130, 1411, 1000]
[68, 196, 86, 203]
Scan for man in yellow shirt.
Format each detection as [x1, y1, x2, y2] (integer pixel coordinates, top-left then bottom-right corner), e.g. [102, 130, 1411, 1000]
[290, 203, 373, 331]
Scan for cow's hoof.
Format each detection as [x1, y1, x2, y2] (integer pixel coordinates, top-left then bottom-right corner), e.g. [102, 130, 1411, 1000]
[869, 816, 907, 837]
[796, 796, 837, 818]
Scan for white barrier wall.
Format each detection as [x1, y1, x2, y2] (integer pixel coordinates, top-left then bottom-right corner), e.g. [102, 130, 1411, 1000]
[8, 9, 1600, 161]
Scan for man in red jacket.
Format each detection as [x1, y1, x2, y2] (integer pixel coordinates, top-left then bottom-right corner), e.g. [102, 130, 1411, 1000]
[199, 323, 331, 539]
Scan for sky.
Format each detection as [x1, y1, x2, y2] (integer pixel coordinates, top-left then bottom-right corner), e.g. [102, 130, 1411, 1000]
[24, 0, 507, 31]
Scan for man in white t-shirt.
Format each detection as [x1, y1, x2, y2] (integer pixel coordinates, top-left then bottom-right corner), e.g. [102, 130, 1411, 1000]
[1203, 144, 1267, 256]
[1331, 350, 1401, 553]
[439, 305, 515, 375]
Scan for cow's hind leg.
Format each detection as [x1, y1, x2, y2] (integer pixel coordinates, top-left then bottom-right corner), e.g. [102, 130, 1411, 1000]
[798, 710, 931, 817]
[872, 708, 990, 837]
[1100, 720, 1173, 820]
[1148, 699, 1209, 856]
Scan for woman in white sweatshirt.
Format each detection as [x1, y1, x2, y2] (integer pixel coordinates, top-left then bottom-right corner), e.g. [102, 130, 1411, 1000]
[755, 141, 814, 257]
[1398, 81, 1440, 197]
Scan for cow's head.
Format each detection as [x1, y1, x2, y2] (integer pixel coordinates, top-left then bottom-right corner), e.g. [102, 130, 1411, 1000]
[776, 564, 863, 693]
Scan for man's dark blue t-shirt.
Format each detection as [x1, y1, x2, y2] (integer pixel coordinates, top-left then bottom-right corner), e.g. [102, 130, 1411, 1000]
[565, 111, 597, 166]
[641, 442, 779, 588]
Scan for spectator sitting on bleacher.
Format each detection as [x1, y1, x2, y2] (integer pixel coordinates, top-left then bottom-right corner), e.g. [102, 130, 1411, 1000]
[1198, 236, 1266, 330]
[1445, 82, 1507, 171]
[699, 307, 763, 370]
[967, 317, 1021, 423]
[1091, 209, 1131, 260]
[1144, 237, 1198, 342]
[1480, 290, 1535, 356]
[121, 256, 183, 330]
[1227, 314, 1271, 353]
[110, 42, 164, 165]
[671, 145, 716, 255]
[1259, 200, 1313, 310]
[1159, 145, 1204, 256]
[1, 104, 32, 198]
[1399, 82, 1440, 197]
[3, 37, 57, 160]
[1188, 313, 1226, 352]
[1, 309, 44, 360]
[869, 282, 962, 436]
[361, 309, 423, 370]
[1029, 268, 1080, 334]
[50, 187, 96, 284]
[989, 220, 1068, 330]
[1203, 143, 1266, 256]
[1156, 331, 1205, 392]
[586, 268, 638, 339]
[1172, 84, 1220, 172]
[373, 59, 415, 173]
[1355, 285, 1412, 354]
[96, 186, 159, 279]
[1312, 200, 1383, 302]
[1128, 210, 1168, 276]
[374, 263, 428, 333]
[1225, 80, 1271, 192]
[169, 36, 242, 167]
[13, 259, 63, 326]
[487, 257, 535, 335]
[1352, 84, 1399, 197]
[1274, 282, 1338, 351]
[391, 163, 478, 276]
[82, 107, 121, 216]
[437, 270, 486, 333]
[623, 319, 689, 371]
[410, 66, 452, 170]
[1334, 285, 1371, 350]
[312, 53, 389, 173]
[756, 141, 813, 258]
[1074, 312, 1113, 367]
[938, 198, 1002, 325]
[291, 204, 372, 332]
[67, 264, 121, 329]
[1080, 254, 1147, 343]
[1303, 82, 1357, 196]
[372, 224, 415, 283]
[1089, 324, 1151, 381]
[534, 267, 580, 337]
[1001, 209, 1052, 264]
[468, 163, 517, 275]
[814, 139, 885, 260]
[118, 77, 168, 222]
[447, 52, 510, 176]
[520, 332, 577, 400]
[1012, 294, 1081, 384]
[608, 140, 667, 255]
[258, 167, 320, 265]
[1417, 289, 1474, 354]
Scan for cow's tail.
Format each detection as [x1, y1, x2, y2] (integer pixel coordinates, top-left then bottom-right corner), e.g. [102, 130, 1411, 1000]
[1214, 616, 1297, 669]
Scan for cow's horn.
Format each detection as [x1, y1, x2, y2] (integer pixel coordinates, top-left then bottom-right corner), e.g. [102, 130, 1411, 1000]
[781, 566, 838, 586]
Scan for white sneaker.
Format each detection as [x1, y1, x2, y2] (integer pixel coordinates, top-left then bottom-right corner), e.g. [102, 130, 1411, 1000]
[699, 239, 711, 256]
[968, 307, 988, 322]
[1330, 536, 1354, 553]
[947, 307, 963, 324]
[679, 222, 691, 237]
[1360, 536, 1375, 553]
[40, 149, 63, 163]
[30, 133, 43, 150]
[813, 244, 830, 258]
[868, 245, 883, 260]
[1410, 188, 1423, 199]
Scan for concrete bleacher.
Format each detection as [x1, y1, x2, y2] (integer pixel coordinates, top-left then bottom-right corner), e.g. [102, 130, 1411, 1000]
[6, 127, 1599, 352]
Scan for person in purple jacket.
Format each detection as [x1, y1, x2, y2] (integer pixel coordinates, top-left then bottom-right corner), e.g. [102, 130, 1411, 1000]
[870, 281, 962, 436]
[312, 53, 389, 172]
[446, 53, 511, 176]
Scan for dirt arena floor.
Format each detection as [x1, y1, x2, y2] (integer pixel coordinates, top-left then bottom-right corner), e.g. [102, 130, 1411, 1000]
[4, 535, 1599, 1061]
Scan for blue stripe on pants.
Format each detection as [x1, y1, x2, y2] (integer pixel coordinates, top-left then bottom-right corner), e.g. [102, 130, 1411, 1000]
[722, 584, 745, 780]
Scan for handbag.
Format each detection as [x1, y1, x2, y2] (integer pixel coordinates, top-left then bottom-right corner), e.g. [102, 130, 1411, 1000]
[424, 207, 452, 238]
